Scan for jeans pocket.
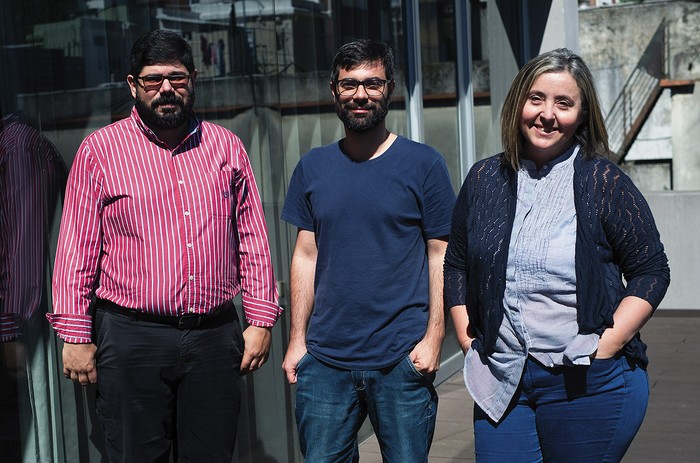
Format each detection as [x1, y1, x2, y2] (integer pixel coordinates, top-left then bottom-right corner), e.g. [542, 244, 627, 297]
[587, 356, 620, 380]
[404, 355, 427, 378]
[295, 352, 311, 375]
[583, 356, 625, 394]
[591, 356, 618, 365]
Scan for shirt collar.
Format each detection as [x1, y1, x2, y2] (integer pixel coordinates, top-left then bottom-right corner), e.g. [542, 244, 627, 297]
[520, 143, 579, 178]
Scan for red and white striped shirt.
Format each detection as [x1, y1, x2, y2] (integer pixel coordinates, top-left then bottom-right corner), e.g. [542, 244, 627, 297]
[48, 107, 281, 343]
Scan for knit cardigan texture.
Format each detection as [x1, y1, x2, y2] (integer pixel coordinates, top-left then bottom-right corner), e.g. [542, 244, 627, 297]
[444, 151, 670, 367]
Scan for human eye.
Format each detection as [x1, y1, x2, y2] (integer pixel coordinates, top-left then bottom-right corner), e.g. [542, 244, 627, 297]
[339, 79, 358, 90]
[556, 99, 574, 109]
[365, 79, 385, 90]
[167, 74, 188, 83]
[527, 93, 543, 104]
[142, 75, 164, 84]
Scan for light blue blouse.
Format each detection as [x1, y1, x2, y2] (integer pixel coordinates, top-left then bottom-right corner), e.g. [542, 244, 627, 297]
[464, 144, 599, 422]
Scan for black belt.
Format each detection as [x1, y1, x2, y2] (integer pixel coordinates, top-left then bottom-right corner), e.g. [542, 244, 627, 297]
[96, 299, 236, 329]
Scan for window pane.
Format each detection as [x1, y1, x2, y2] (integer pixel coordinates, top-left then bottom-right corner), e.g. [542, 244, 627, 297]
[0, 1, 418, 462]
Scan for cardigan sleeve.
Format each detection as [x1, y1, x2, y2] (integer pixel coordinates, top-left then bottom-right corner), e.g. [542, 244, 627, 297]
[443, 179, 470, 309]
[597, 163, 670, 309]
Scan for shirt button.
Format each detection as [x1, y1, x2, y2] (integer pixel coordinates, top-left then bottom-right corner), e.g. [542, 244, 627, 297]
[184, 211, 190, 216]
[189, 307, 195, 313]
[187, 243, 193, 248]
[189, 275, 194, 281]
[178, 180, 184, 185]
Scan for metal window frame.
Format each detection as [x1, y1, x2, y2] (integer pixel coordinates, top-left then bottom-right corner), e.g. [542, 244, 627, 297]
[403, 0, 477, 179]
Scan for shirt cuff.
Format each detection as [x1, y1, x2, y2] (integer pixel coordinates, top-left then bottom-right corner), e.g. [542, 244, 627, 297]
[241, 295, 282, 328]
[0, 315, 19, 342]
[45, 313, 93, 343]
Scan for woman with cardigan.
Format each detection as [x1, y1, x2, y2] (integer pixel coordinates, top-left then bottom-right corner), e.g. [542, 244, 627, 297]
[444, 48, 670, 462]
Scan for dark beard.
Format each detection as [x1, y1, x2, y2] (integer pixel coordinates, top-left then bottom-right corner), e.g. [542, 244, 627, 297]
[336, 98, 389, 133]
[135, 91, 195, 130]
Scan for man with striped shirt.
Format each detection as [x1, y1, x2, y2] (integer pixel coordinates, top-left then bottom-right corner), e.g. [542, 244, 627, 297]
[48, 30, 281, 462]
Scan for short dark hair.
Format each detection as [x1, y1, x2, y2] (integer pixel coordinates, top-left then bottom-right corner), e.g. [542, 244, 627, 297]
[331, 39, 395, 83]
[129, 30, 195, 77]
[500, 48, 610, 170]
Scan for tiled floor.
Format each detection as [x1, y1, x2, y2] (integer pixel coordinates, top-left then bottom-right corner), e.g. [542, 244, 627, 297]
[359, 312, 700, 462]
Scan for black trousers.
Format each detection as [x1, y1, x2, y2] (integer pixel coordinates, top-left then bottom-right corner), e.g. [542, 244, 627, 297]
[93, 306, 244, 463]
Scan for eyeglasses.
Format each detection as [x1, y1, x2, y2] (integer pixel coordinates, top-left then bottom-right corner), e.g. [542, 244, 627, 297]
[136, 73, 191, 91]
[335, 78, 391, 97]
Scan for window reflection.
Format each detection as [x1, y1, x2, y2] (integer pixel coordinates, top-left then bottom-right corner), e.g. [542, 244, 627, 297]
[0, 111, 67, 462]
[0, 1, 480, 461]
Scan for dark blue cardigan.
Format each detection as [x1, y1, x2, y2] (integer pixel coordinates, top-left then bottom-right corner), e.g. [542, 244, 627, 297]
[444, 151, 670, 367]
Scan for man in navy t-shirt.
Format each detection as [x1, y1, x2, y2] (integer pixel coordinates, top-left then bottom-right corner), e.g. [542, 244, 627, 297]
[281, 39, 456, 462]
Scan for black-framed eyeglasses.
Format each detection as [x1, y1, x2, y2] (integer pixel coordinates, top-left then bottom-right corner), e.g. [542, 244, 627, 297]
[335, 78, 391, 97]
[136, 73, 191, 91]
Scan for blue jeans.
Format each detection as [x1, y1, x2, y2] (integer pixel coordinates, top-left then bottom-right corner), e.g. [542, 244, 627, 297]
[295, 353, 438, 463]
[474, 355, 649, 463]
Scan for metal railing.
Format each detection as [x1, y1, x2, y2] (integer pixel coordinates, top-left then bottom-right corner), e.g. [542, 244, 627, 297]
[606, 20, 666, 163]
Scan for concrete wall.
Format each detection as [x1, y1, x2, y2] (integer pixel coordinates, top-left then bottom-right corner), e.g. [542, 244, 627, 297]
[484, 0, 580, 160]
[578, 0, 700, 311]
[579, 2, 700, 191]
[646, 191, 700, 310]
[671, 84, 700, 189]
[481, 1, 700, 186]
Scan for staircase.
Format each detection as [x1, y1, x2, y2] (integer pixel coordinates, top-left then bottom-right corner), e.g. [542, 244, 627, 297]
[605, 20, 666, 163]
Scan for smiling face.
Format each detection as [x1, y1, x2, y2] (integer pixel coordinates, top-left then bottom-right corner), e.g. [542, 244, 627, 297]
[128, 62, 197, 131]
[331, 61, 394, 133]
[519, 71, 584, 163]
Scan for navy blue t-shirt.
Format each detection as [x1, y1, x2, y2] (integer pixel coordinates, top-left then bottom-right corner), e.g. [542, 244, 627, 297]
[281, 136, 455, 369]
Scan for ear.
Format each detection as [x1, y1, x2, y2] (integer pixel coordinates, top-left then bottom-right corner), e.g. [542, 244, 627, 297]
[190, 69, 198, 85]
[386, 79, 396, 99]
[330, 80, 338, 99]
[127, 75, 138, 99]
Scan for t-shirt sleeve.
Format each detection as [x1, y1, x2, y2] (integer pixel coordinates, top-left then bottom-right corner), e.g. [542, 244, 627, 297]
[421, 156, 456, 239]
[281, 161, 314, 231]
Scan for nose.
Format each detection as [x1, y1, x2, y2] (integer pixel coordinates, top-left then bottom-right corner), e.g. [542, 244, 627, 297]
[159, 78, 175, 93]
[540, 102, 555, 121]
[353, 83, 369, 100]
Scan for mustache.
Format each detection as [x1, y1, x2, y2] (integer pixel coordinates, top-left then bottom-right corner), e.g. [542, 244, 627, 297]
[343, 102, 378, 110]
[152, 95, 184, 108]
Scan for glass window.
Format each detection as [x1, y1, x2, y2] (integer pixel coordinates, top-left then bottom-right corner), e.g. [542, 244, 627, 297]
[0, 1, 482, 460]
